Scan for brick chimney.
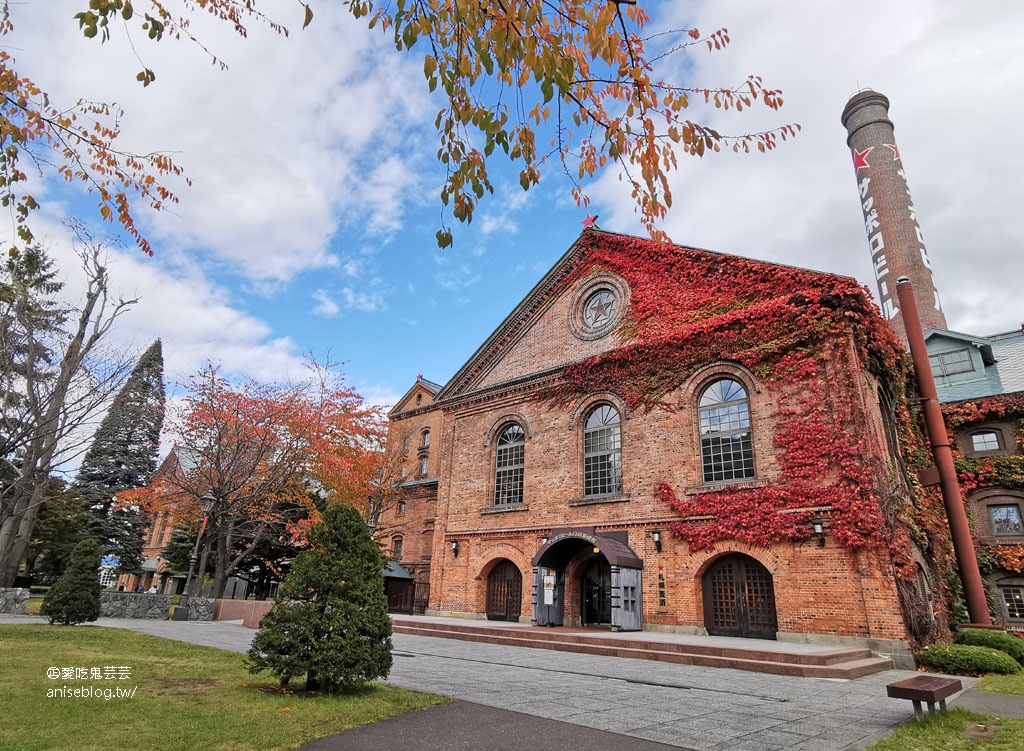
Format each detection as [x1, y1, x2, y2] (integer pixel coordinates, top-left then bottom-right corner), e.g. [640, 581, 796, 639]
[841, 90, 946, 341]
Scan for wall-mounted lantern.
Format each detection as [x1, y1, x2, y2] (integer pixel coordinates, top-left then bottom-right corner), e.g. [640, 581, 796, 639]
[811, 519, 826, 548]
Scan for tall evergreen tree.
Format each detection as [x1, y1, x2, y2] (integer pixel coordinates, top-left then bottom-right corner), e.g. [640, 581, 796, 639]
[74, 340, 165, 574]
[0, 246, 66, 484]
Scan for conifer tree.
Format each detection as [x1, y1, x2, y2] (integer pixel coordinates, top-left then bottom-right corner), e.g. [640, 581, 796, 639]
[74, 340, 165, 574]
[40, 537, 102, 625]
[0, 246, 66, 481]
[248, 504, 392, 693]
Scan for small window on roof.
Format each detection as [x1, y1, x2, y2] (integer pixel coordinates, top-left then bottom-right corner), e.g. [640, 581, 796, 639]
[928, 348, 974, 377]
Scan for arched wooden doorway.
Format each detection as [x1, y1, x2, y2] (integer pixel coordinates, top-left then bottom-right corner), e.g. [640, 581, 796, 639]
[486, 559, 523, 621]
[581, 558, 612, 626]
[702, 553, 778, 639]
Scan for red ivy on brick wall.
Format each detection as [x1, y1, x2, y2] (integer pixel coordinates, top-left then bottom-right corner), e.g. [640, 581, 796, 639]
[943, 392, 1024, 575]
[543, 231, 934, 573]
[945, 393, 1024, 496]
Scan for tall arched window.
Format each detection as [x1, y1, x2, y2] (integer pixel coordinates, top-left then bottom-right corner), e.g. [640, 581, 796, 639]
[584, 405, 622, 496]
[421, 429, 431, 448]
[494, 424, 525, 505]
[699, 379, 755, 483]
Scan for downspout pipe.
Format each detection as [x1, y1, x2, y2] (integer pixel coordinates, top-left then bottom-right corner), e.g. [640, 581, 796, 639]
[895, 277, 992, 626]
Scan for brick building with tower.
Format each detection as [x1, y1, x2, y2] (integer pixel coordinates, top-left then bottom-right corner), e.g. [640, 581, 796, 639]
[376, 228, 945, 663]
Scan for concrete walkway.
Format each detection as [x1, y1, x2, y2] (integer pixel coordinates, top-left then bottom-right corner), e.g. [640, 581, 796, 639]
[4, 614, 1022, 750]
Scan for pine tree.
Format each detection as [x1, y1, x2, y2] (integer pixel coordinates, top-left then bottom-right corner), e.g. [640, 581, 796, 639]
[40, 537, 102, 625]
[76, 339, 165, 499]
[0, 245, 66, 484]
[247, 504, 392, 693]
[74, 340, 165, 575]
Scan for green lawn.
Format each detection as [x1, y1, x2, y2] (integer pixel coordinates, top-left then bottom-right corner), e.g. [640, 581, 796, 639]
[977, 669, 1024, 696]
[867, 709, 1024, 750]
[866, 667, 1024, 750]
[0, 624, 447, 751]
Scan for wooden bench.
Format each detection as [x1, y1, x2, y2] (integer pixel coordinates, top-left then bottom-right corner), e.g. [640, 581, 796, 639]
[886, 676, 963, 720]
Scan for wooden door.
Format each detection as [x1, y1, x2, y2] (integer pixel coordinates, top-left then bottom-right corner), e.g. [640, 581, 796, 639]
[611, 566, 642, 631]
[486, 560, 523, 621]
[703, 554, 778, 639]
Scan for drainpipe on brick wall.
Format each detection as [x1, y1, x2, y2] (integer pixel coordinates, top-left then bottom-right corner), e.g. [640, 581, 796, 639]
[895, 277, 992, 626]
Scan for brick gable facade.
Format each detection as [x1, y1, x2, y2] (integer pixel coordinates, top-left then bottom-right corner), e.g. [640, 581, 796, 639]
[377, 230, 927, 661]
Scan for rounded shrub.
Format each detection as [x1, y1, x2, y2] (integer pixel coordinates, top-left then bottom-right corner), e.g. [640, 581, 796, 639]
[247, 504, 392, 694]
[955, 628, 1024, 666]
[916, 643, 1020, 676]
[40, 538, 102, 625]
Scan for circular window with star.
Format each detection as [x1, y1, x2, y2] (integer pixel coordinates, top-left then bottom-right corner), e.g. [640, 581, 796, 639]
[570, 274, 628, 340]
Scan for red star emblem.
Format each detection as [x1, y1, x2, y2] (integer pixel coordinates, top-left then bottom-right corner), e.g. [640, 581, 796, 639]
[581, 214, 598, 228]
[883, 143, 901, 161]
[853, 148, 872, 171]
[589, 299, 611, 320]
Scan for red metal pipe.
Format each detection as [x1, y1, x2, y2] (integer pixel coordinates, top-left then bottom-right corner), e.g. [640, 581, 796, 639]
[895, 278, 991, 625]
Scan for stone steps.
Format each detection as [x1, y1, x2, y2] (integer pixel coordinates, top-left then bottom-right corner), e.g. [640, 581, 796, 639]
[391, 620, 894, 679]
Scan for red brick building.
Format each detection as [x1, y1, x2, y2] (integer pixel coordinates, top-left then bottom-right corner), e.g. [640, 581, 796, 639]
[377, 229, 939, 662]
[117, 448, 188, 594]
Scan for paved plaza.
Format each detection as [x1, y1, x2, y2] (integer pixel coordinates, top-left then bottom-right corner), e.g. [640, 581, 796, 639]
[3, 614, 1014, 750]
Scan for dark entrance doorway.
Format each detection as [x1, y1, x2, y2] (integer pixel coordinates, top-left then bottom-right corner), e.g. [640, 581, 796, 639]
[486, 560, 523, 621]
[702, 553, 778, 639]
[385, 580, 414, 614]
[581, 558, 612, 625]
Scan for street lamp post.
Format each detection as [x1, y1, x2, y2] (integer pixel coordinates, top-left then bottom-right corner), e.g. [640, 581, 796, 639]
[173, 493, 216, 621]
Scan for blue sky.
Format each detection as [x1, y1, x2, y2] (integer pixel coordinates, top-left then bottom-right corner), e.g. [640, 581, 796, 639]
[11, 0, 1024, 424]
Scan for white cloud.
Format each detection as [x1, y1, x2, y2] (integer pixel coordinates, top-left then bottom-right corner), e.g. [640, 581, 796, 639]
[342, 287, 387, 313]
[29, 215, 307, 385]
[480, 182, 534, 236]
[313, 289, 341, 318]
[11, 1, 432, 283]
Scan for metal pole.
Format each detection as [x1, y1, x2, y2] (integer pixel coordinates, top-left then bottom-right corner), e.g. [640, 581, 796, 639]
[895, 278, 992, 626]
[174, 494, 214, 621]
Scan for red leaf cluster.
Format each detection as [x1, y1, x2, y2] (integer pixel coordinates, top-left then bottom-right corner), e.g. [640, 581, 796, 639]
[544, 231, 917, 559]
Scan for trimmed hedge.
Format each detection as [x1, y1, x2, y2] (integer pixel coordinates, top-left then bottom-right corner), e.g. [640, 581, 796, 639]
[916, 643, 1020, 675]
[955, 628, 1024, 666]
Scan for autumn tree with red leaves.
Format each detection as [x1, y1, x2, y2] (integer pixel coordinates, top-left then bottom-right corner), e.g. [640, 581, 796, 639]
[126, 361, 385, 598]
[2, 1, 795, 254]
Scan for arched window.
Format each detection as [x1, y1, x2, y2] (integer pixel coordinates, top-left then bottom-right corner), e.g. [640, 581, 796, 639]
[392, 537, 403, 560]
[421, 429, 431, 448]
[699, 379, 755, 483]
[418, 458, 429, 477]
[584, 405, 622, 496]
[494, 424, 525, 505]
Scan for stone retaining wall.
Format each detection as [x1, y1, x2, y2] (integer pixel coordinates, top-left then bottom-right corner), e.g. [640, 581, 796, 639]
[0, 587, 30, 614]
[99, 592, 172, 619]
[187, 596, 215, 621]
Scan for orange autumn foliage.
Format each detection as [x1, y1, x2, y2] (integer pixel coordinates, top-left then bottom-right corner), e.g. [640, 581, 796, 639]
[124, 360, 385, 595]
